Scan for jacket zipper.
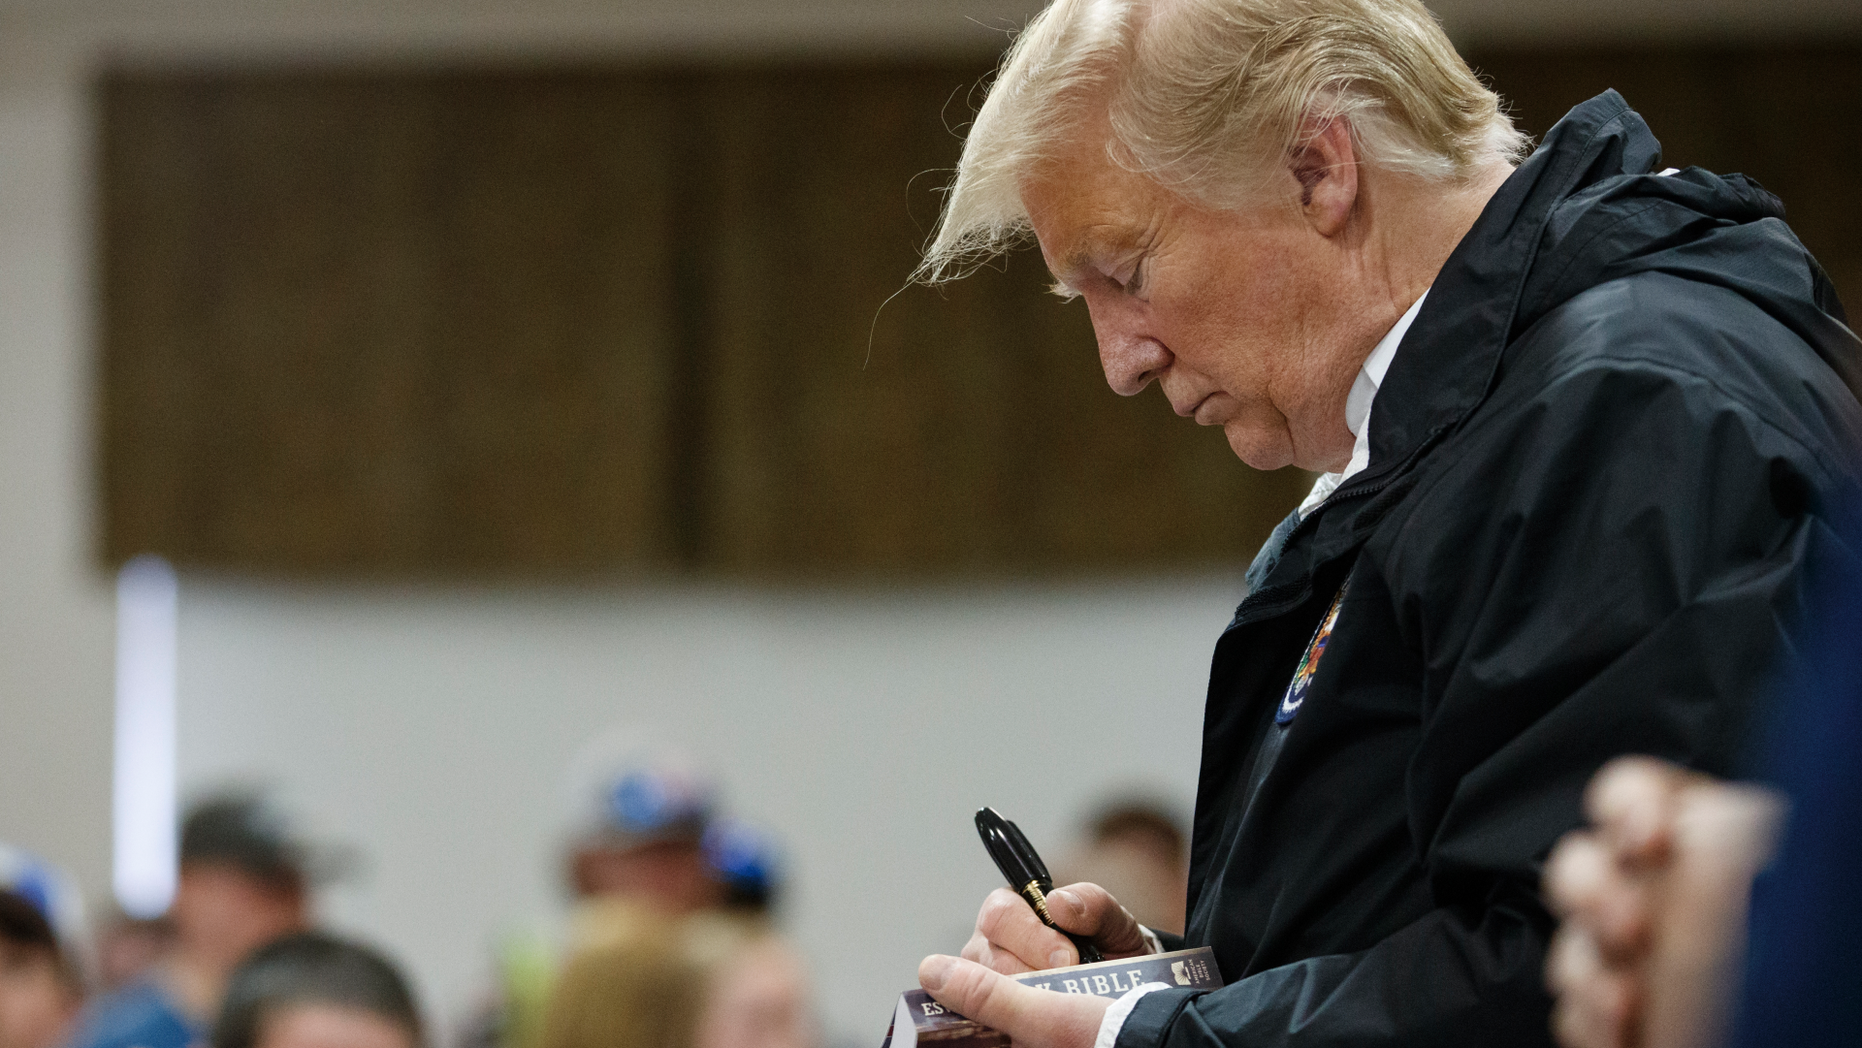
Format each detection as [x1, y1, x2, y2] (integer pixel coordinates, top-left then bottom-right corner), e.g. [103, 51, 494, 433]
[1231, 420, 1457, 628]
[1229, 479, 1394, 626]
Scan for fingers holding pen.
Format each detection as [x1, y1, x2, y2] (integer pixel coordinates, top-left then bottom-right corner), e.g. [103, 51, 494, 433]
[961, 927, 1038, 975]
[1046, 882, 1153, 957]
[970, 887, 1080, 971]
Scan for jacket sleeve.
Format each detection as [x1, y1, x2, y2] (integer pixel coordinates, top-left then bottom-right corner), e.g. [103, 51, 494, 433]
[1118, 880, 1553, 1046]
[1119, 318, 1862, 1047]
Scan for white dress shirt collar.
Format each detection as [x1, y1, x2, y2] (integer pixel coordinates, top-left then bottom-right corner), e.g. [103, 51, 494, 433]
[1296, 289, 1429, 518]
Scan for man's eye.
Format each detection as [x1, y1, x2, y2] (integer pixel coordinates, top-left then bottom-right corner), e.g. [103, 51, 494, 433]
[1110, 259, 1146, 297]
[1096, 257, 1146, 297]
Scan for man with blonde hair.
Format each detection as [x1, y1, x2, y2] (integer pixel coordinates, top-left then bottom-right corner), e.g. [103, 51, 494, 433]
[910, 0, 1862, 1046]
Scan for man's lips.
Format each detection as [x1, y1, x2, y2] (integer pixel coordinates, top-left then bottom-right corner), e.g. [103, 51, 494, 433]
[1174, 393, 1213, 418]
[1179, 392, 1235, 425]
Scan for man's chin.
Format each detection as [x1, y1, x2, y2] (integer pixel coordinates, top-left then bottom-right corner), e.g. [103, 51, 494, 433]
[1224, 424, 1296, 471]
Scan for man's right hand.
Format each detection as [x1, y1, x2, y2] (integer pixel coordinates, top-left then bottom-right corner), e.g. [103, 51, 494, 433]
[960, 882, 1155, 974]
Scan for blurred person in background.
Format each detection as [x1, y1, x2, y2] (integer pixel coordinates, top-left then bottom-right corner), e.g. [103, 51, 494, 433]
[1054, 801, 1188, 937]
[563, 755, 725, 914]
[70, 796, 314, 1048]
[92, 910, 174, 994]
[539, 903, 815, 1048]
[0, 845, 89, 1048]
[215, 933, 421, 1048]
[467, 748, 792, 1048]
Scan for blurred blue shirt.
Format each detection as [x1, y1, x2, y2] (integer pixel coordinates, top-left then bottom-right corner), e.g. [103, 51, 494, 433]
[67, 980, 199, 1048]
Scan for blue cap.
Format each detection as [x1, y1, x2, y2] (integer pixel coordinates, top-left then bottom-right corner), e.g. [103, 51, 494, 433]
[701, 818, 782, 907]
[605, 767, 713, 839]
[0, 844, 91, 978]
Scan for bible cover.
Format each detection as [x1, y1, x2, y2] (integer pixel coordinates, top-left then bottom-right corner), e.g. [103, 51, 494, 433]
[879, 947, 1222, 1047]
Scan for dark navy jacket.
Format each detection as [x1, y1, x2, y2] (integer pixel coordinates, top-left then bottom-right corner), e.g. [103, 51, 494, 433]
[1733, 482, 1862, 1048]
[1119, 91, 1862, 1048]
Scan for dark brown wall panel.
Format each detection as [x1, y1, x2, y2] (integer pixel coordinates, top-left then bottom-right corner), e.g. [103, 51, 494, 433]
[105, 49, 1852, 579]
[419, 78, 683, 569]
[99, 64, 1305, 579]
[101, 73, 684, 574]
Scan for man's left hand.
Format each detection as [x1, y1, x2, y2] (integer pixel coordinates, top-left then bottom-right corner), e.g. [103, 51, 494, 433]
[918, 954, 1112, 1048]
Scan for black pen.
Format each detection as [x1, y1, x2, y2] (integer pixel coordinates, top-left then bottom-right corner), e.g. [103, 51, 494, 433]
[975, 806, 1103, 965]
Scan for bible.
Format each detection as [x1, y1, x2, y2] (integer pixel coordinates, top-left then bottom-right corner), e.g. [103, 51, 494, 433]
[879, 947, 1222, 1048]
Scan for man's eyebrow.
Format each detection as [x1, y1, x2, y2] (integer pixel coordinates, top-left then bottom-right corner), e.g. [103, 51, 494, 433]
[1058, 244, 1097, 279]
[1047, 244, 1098, 299]
[1047, 266, 1083, 299]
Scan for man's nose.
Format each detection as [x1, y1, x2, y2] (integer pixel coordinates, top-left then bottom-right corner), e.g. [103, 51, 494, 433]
[1097, 327, 1171, 396]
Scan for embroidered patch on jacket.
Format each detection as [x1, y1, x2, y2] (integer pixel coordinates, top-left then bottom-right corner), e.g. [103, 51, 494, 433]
[1277, 582, 1348, 725]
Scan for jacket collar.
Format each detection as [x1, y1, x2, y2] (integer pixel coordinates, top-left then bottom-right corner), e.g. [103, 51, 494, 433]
[1223, 91, 1663, 613]
[1233, 92, 1664, 614]
[1335, 90, 1659, 502]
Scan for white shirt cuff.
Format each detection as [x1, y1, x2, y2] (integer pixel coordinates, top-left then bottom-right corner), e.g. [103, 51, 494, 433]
[1093, 982, 1170, 1048]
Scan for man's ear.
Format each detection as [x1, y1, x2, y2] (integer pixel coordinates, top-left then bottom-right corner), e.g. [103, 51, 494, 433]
[1288, 117, 1358, 237]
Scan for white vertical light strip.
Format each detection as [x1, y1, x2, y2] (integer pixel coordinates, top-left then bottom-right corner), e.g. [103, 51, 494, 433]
[113, 556, 179, 919]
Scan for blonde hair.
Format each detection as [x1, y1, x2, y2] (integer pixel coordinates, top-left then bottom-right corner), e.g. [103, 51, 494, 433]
[538, 903, 779, 1048]
[918, 0, 1527, 282]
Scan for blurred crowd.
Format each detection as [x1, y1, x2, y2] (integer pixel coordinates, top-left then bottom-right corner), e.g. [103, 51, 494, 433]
[0, 747, 816, 1048]
[2, 751, 1192, 1048]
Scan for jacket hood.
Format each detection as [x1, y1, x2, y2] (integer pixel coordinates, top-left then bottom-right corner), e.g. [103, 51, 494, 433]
[1514, 98, 1857, 390]
[1352, 90, 1861, 500]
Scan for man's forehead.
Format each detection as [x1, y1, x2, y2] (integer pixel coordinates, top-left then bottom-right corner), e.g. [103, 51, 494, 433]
[1024, 167, 1153, 280]
[1020, 124, 1161, 268]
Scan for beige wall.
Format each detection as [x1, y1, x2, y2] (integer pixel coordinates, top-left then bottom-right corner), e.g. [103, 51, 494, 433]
[0, 50, 115, 896]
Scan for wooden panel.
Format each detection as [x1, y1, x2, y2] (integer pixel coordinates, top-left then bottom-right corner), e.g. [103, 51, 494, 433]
[1468, 45, 1862, 312]
[102, 77, 442, 570]
[109, 48, 1859, 580]
[419, 76, 683, 569]
[100, 72, 682, 574]
[99, 64, 1307, 579]
[698, 66, 1308, 576]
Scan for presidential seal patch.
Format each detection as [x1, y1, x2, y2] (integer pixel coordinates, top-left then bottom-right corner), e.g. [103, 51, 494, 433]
[1277, 582, 1347, 725]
